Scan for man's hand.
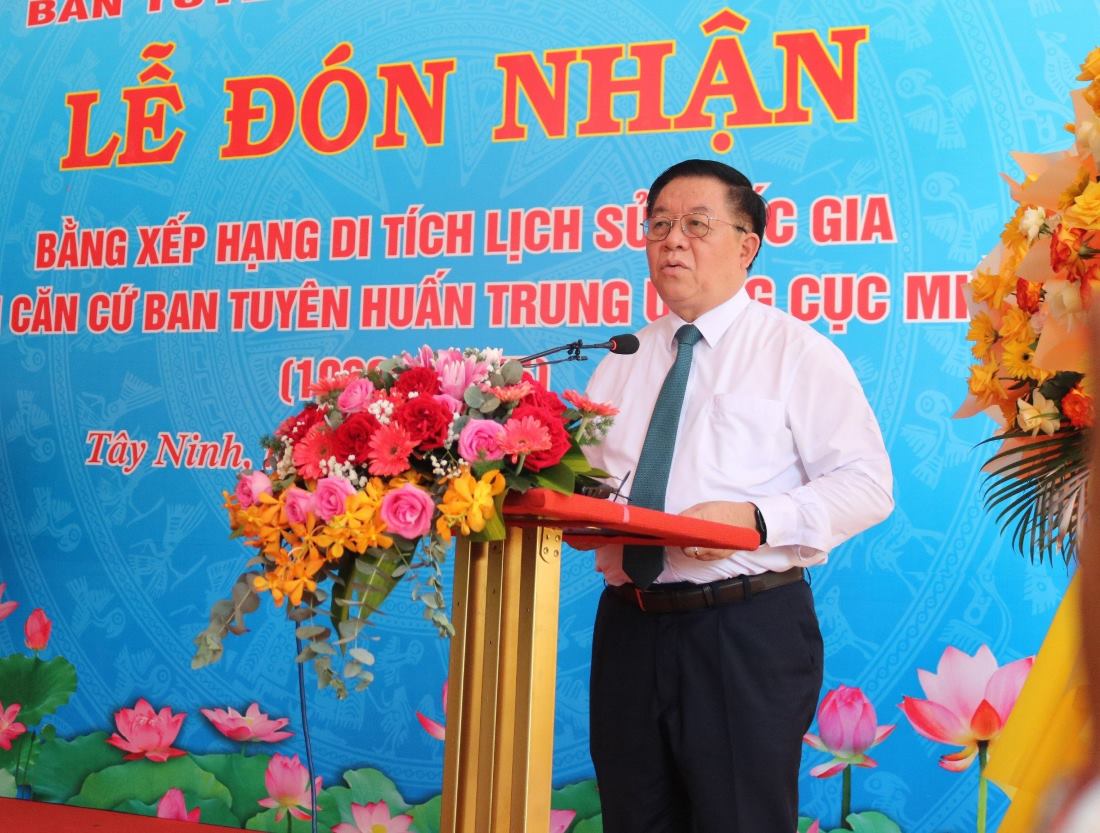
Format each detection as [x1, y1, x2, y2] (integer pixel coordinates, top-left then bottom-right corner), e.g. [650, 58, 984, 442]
[679, 500, 757, 561]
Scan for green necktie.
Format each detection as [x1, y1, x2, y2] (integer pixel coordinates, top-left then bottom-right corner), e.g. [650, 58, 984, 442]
[622, 323, 703, 588]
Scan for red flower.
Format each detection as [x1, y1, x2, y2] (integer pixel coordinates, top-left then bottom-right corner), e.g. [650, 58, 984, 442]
[519, 373, 566, 416]
[562, 389, 619, 416]
[24, 608, 51, 651]
[1014, 278, 1042, 315]
[292, 423, 336, 481]
[332, 412, 381, 464]
[276, 404, 326, 443]
[395, 396, 453, 449]
[367, 423, 418, 476]
[510, 404, 570, 471]
[1062, 384, 1094, 428]
[1050, 224, 1088, 277]
[394, 366, 442, 398]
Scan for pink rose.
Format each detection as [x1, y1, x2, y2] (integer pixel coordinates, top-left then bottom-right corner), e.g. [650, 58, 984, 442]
[337, 379, 376, 414]
[434, 393, 464, 415]
[283, 487, 316, 524]
[380, 484, 435, 539]
[313, 477, 355, 521]
[235, 470, 272, 509]
[457, 419, 505, 463]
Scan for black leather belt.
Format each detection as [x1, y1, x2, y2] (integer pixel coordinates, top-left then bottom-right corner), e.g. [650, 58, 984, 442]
[608, 568, 804, 613]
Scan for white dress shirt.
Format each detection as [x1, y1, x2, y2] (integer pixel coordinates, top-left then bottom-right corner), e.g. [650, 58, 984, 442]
[584, 289, 894, 584]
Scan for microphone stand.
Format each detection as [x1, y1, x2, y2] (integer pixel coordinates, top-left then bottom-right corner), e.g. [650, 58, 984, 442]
[518, 339, 583, 365]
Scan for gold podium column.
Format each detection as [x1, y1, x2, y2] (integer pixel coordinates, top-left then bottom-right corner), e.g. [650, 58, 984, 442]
[441, 524, 563, 833]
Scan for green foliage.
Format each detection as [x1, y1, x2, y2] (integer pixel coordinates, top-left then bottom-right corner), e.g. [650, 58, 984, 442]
[191, 752, 272, 825]
[552, 779, 601, 823]
[408, 794, 442, 833]
[30, 731, 123, 803]
[69, 757, 233, 813]
[573, 817, 604, 833]
[0, 768, 15, 798]
[115, 794, 240, 826]
[847, 811, 903, 833]
[192, 572, 260, 669]
[980, 425, 1087, 564]
[535, 462, 576, 494]
[245, 808, 316, 832]
[317, 767, 411, 830]
[0, 654, 78, 725]
[798, 811, 903, 833]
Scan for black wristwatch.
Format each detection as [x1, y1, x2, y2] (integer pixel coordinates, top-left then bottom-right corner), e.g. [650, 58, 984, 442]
[751, 503, 767, 545]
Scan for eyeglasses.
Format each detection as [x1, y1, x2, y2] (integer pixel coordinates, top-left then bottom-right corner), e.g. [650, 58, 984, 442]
[642, 213, 750, 241]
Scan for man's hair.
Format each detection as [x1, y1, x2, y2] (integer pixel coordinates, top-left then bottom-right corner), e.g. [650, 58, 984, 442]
[646, 159, 768, 267]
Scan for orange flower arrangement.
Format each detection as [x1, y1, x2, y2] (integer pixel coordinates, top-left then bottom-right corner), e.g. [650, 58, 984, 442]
[194, 346, 616, 696]
[958, 47, 1100, 563]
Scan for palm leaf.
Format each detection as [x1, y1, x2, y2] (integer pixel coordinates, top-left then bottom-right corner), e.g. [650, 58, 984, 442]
[978, 427, 1087, 565]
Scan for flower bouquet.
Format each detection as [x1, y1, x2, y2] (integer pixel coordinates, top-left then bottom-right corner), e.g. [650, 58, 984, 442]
[193, 346, 616, 696]
[959, 47, 1100, 563]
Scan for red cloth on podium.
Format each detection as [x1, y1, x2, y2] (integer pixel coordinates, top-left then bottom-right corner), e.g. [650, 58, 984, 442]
[503, 488, 760, 551]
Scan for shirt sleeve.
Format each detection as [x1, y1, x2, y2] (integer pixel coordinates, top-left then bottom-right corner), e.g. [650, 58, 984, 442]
[752, 340, 894, 555]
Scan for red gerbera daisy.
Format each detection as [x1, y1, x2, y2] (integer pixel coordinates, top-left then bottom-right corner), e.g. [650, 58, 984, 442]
[367, 423, 418, 476]
[562, 389, 619, 416]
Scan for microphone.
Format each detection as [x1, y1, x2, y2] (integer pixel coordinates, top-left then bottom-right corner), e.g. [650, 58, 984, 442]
[592, 333, 639, 355]
[518, 333, 639, 365]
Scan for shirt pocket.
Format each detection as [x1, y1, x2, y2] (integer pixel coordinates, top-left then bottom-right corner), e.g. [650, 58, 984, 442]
[703, 394, 794, 488]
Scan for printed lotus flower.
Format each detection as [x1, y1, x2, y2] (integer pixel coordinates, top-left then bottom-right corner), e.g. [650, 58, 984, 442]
[0, 583, 17, 622]
[258, 753, 321, 822]
[900, 645, 1033, 771]
[107, 698, 187, 762]
[0, 702, 27, 751]
[415, 682, 447, 741]
[157, 788, 200, 822]
[333, 800, 413, 833]
[803, 685, 895, 777]
[200, 702, 292, 743]
[550, 809, 577, 833]
[24, 607, 51, 651]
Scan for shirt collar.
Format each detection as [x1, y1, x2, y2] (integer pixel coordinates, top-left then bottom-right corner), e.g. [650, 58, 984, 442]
[664, 288, 752, 349]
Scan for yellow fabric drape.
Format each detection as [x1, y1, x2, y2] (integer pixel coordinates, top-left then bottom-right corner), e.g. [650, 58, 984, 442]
[986, 575, 1092, 832]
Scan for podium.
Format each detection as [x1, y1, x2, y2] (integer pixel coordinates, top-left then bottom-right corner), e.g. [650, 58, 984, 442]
[440, 489, 760, 832]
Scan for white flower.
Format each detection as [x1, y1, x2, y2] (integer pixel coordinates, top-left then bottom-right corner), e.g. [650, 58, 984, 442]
[1077, 112, 1100, 160]
[1017, 391, 1060, 435]
[1020, 207, 1046, 242]
[1045, 279, 1086, 324]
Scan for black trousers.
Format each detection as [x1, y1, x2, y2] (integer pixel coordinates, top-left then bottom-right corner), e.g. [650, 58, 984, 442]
[589, 579, 823, 833]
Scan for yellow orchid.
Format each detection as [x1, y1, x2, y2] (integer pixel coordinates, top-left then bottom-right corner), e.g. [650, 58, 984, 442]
[437, 469, 506, 537]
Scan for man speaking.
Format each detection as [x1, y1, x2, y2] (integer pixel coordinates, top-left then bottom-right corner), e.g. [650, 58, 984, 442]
[584, 159, 894, 833]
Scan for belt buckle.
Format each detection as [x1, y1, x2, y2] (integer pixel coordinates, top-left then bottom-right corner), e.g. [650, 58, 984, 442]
[634, 587, 647, 612]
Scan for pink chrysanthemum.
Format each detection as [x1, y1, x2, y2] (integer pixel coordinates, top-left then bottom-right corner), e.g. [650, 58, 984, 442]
[484, 382, 533, 402]
[562, 389, 619, 416]
[498, 416, 552, 461]
[367, 423, 418, 476]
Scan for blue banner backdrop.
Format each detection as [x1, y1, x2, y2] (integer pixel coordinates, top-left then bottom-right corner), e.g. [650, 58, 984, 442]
[1, 1, 1096, 830]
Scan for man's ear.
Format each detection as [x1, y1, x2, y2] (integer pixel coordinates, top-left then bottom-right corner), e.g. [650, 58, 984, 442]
[741, 231, 762, 270]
